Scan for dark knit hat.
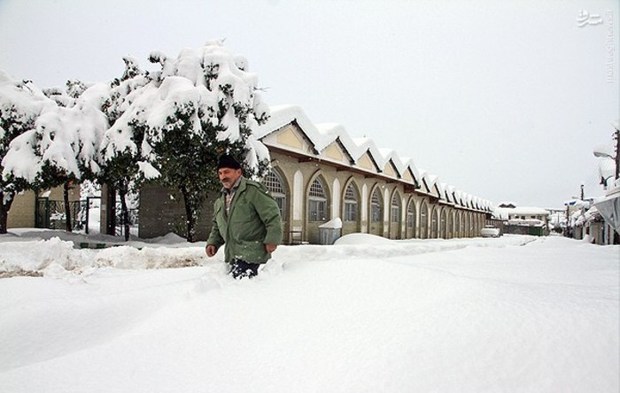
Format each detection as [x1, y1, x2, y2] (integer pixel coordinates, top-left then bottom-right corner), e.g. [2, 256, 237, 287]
[217, 154, 241, 170]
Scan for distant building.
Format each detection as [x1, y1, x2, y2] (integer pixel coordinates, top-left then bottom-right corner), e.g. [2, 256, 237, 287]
[593, 186, 620, 244]
[565, 192, 618, 245]
[493, 203, 550, 236]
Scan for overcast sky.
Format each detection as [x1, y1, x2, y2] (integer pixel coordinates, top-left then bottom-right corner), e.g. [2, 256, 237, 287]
[1, 0, 618, 208]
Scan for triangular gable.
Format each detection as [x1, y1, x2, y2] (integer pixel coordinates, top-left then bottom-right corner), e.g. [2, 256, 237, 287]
[320, 138, 354, 165]
[383, 160, 400, 179]
[352, 138, 386, 170]
[261, 121, 317, 155]
[401, 167, 418, 187]
[356, 150, 381, 173]
[421, 174, 438, 196]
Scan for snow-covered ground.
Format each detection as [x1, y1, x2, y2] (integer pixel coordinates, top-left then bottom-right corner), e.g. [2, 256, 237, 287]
[0, 231, 618, 393]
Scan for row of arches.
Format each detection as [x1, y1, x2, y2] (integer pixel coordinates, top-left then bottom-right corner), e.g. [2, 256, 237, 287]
[262, 164, 487, 244]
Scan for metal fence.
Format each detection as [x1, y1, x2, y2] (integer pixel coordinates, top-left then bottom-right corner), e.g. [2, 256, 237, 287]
[35, 198, 86, 231]
[113, 201, 139, 237]
[35, 197, 138, 238]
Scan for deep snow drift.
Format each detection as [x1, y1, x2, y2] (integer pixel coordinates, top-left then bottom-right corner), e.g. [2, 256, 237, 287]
[0, 232, 618, 393]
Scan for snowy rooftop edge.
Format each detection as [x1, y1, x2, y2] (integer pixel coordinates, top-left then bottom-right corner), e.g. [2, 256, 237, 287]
[257, 105, 493, 211]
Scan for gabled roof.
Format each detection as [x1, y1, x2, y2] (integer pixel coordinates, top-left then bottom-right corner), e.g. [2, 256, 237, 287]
[423, 173, 438, 195]
[379, 149, 403, 179]
[438, 182, 454, 205]
[315, 123, 360, 158]
[417, 169, 430, 194]
[258, 104, 492, 211]
[351, 137, 386, 170]
[399, 157, 421, 186]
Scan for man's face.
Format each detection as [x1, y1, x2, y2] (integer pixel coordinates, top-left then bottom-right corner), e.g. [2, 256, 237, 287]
[218, 167, 242, 190]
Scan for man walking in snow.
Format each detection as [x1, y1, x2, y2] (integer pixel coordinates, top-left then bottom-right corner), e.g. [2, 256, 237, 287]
[205, 154, 283, 279]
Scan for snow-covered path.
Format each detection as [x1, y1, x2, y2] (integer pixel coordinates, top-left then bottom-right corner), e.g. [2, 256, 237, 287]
[0, 234, 618, 393]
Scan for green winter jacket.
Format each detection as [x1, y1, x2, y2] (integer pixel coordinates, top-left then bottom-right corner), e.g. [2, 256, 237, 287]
[207, 177, 283, 264]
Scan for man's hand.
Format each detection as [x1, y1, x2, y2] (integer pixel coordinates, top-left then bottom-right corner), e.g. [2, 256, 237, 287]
[205, 244, 218, 257]
[265, 243, 277, 254]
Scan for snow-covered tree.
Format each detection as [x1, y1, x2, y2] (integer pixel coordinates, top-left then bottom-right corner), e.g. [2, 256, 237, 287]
[2, 77, 108, 231]
[0, 71, 55, 233]
[98, 56, 152, 240]
[102, 41, 271, 242]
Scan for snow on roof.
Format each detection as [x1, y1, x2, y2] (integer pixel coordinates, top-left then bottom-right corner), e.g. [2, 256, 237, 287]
[258, 106, 364, 160]
[598, 157, 616, 181]
[379, 148, 405, 178]
[443, 184, 455, 203]
[416, 169, 431, 195]
[258, 104, 491, 210]
[436, 182, 446, 196]
[351, 137, 386, 168]
[494, 206, 550, 218]
[425, 174, 438, 190]
[256, 105, 305, 138]
[315, 122, 360, 161]
[564, 199, 589, 208]
[398, 157, 421, 184]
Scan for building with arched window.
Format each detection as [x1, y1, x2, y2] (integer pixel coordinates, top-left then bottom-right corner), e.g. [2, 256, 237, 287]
[137, 105, 493, 243]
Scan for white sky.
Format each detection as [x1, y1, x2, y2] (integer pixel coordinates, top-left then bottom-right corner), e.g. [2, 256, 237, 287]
[1, 0, 618, 208]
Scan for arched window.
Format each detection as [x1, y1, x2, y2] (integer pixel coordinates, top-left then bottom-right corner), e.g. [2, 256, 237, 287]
[440, 208, 447, 238]
[308, 178, 327, 222]
[465, 213, 471, 236]
[407, 200, 416, 235]
[420, 201, 428, 238]
[262, 169, 286, 218]
[431, 207, 439, 238]
[343, 183, 358, 222]
[370, 188, 382, 222]
[391, 192, 401, 223]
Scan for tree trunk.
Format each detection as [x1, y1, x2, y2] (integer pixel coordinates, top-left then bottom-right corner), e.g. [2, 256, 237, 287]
[0, 191, 13, 234]
[105, 185, 117, 236]
[181, 185, 197, 242]
[64, 181, 72, 232]
[118, 188, 130, 241]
